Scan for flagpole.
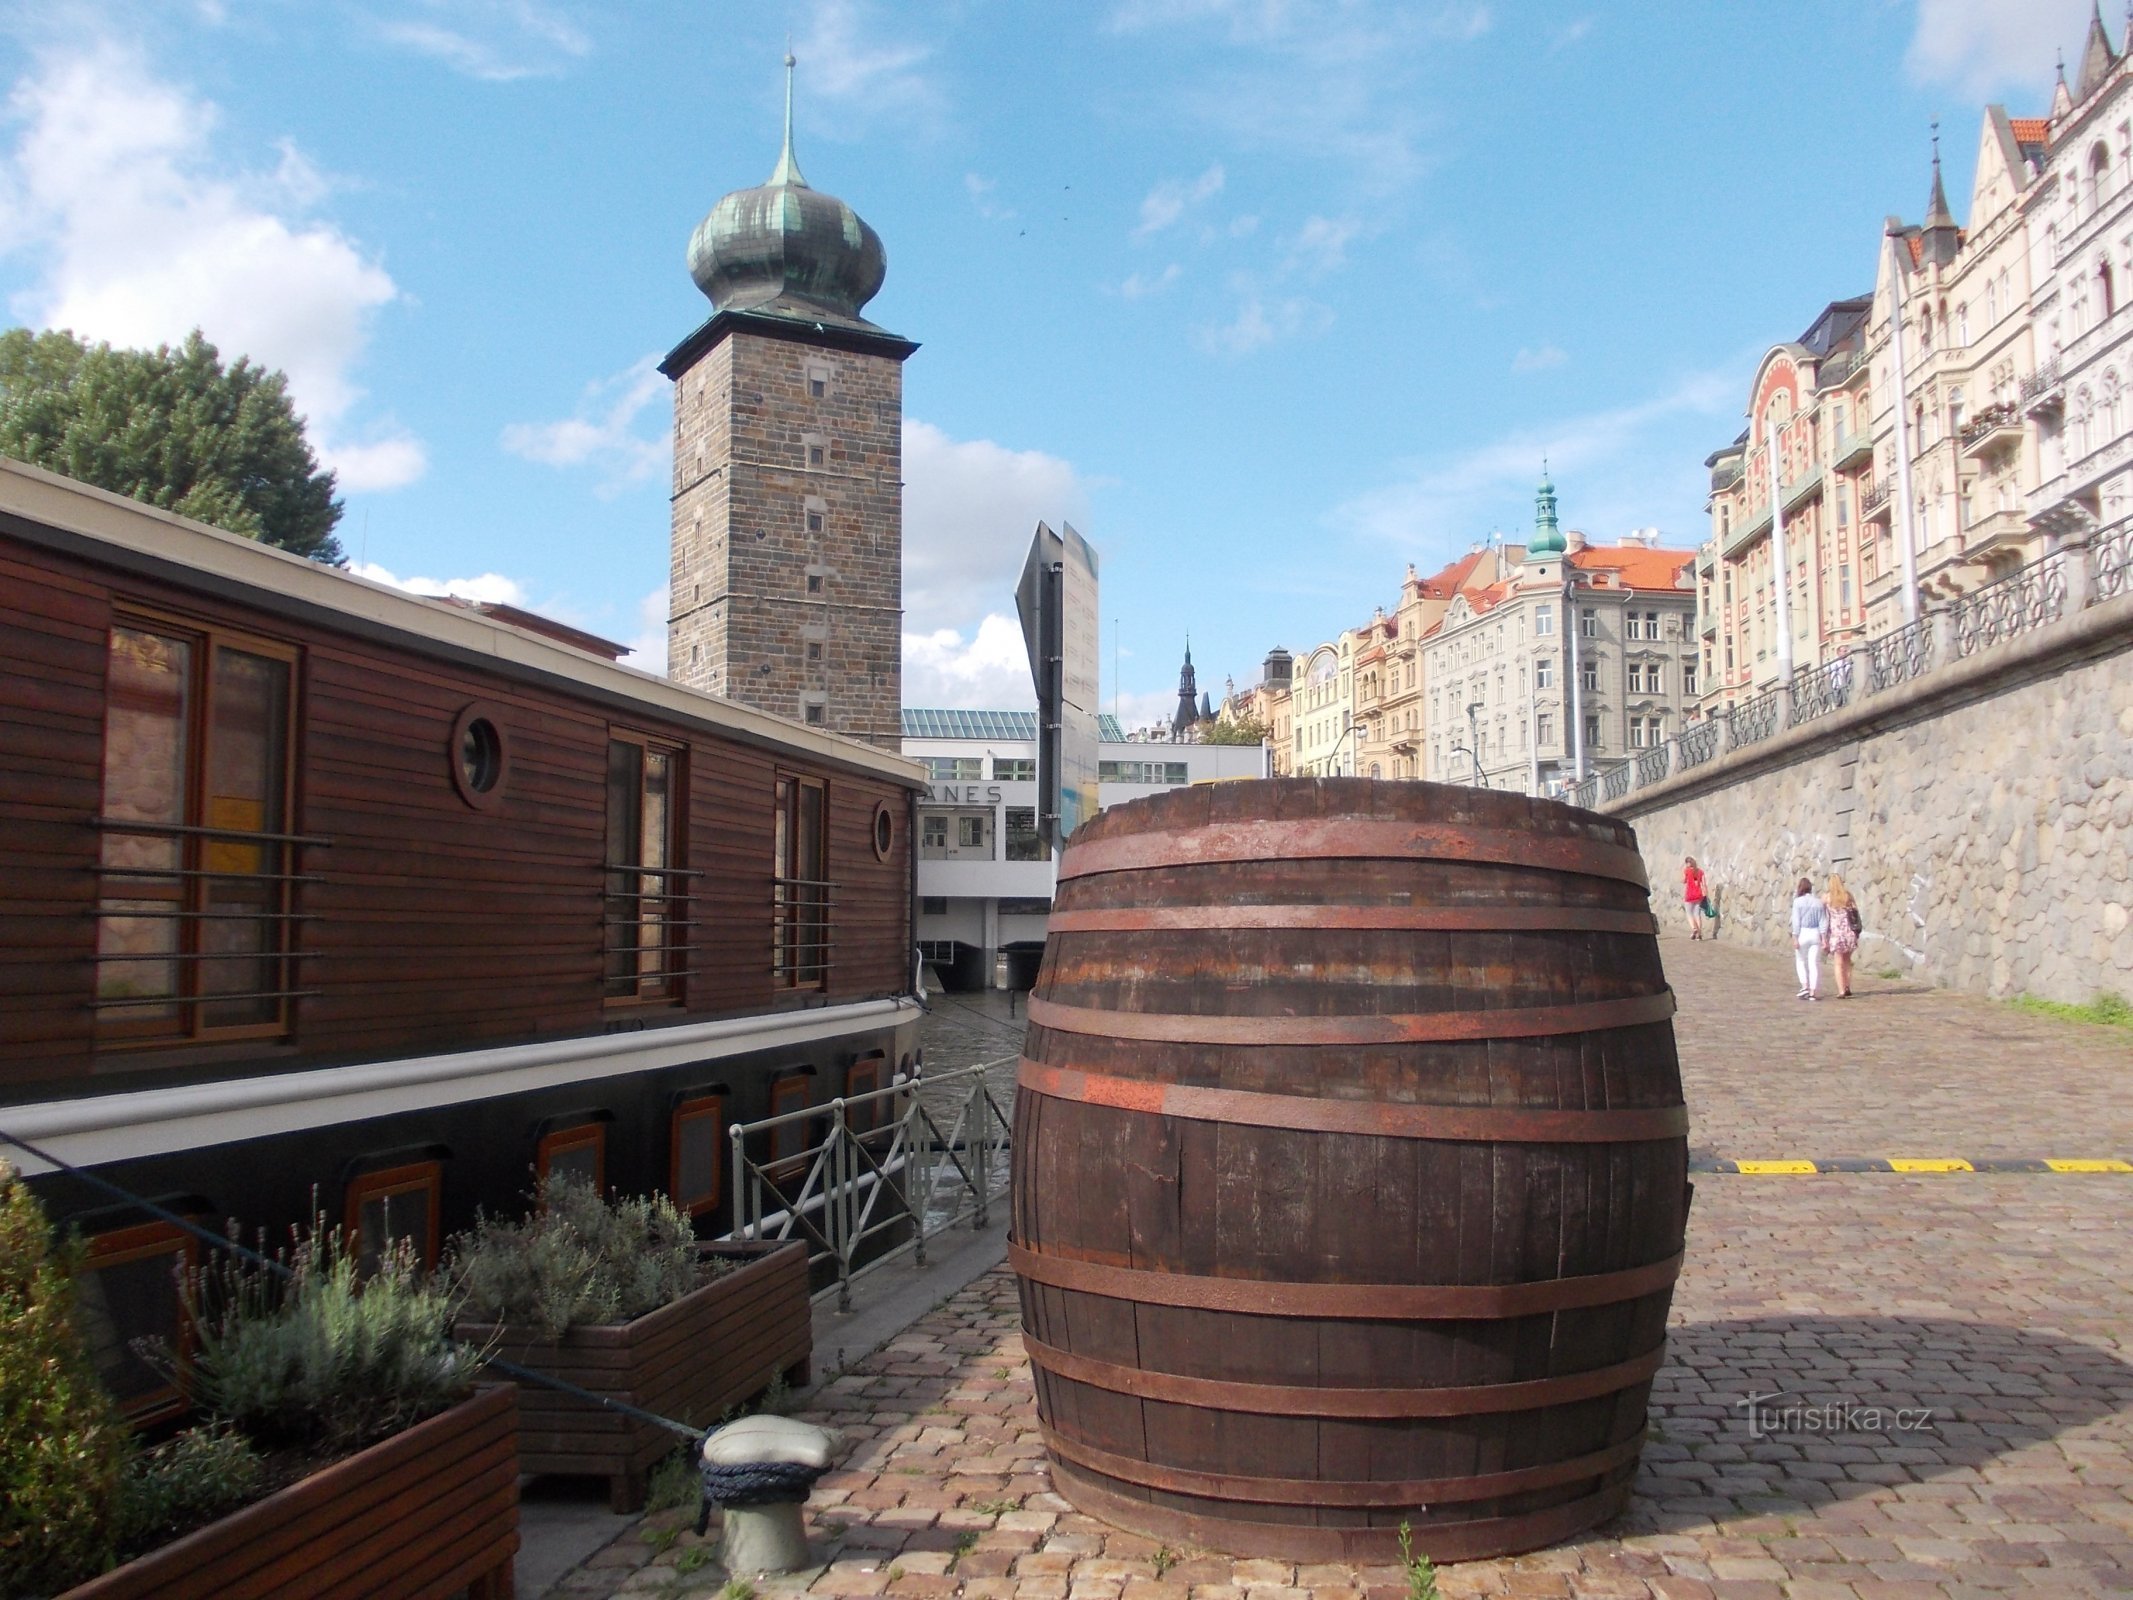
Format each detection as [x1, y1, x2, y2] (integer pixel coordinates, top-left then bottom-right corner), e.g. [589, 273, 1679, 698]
[1885, 228, 1923, 624]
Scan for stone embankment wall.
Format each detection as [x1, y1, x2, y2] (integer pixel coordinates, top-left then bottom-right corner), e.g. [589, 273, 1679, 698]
[1604, 593, 2133, 1005]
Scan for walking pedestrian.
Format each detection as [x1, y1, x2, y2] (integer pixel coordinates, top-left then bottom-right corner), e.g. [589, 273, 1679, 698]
[1824, 874, 1861, 998]
[1790, 876, 1827, 1000]
[1682, 856, 1708, 940]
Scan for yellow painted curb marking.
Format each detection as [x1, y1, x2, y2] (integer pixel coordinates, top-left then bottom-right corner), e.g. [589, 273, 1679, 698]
[2043, 1158, 2133, 1173]
[1734, 1159, 1819, 1174]
[1887, 1158, 1975, 1173]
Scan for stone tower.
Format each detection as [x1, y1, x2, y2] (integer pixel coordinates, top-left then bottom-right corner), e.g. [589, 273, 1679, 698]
[1171, 640, 1200, 737]
[660, 56, 915, 748]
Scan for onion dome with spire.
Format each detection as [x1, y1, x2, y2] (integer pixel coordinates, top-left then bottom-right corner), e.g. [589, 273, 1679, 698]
[685, 55, 889, 330]
[1527, 462, 1566, 558]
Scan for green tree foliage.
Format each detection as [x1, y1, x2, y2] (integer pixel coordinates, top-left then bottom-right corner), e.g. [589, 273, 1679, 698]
[0, 327, 344, 562]
[0, 1163, 128, 1597]
[1202, 714, 1269, 746]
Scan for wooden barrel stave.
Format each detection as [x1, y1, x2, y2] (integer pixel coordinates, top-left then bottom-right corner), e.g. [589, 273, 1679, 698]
[1014, 779, 1685, 1560]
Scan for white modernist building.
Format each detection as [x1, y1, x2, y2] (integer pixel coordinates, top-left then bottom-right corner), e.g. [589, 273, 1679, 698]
[901, 709, 1269, 987]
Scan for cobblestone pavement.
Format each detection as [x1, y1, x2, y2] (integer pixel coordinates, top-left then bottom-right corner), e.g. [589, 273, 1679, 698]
[1662, 929, 2133, 1158]
[551, 940, 2133, 1600]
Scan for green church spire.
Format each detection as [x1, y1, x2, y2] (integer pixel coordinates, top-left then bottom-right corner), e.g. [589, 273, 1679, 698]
[767, 50, 807, 188]
[1528, 460, 1565, 557]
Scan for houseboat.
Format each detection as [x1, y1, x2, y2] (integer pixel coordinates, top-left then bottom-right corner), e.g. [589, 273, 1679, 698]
[0, 457, 921, 1421]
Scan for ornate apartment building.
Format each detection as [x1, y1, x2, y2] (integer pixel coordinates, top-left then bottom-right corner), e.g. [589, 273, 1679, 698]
[2027, 12, 2133, 544]
[1691, 56, 2133, 710]
[1860, 111, 2049, 636]
[1423, 478, 1698, 793]
[1700, 297, 1873, 704]
[662, 62, 913, 749]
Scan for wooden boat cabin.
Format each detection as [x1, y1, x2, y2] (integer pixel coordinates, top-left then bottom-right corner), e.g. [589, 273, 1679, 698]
[0, 458, 921, 1421]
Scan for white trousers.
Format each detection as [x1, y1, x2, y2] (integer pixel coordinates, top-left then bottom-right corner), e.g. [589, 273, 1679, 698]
[1794, 936, 1821, 994]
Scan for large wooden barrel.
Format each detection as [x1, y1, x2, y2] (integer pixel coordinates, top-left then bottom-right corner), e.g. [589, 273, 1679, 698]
[1012, 779, 1687, 1562]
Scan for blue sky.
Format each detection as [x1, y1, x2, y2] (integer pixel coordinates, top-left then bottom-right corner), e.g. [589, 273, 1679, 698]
[0, 0, 2097, 727]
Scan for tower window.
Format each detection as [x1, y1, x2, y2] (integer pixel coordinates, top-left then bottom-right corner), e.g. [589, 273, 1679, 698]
[804, 704, 825, 726]
[806, 573, 824, 594]
[806, 641, 823, 661]
[809, 377, 826, 398]
[808, 443, 826, 468]
[806, 510, 823, 534]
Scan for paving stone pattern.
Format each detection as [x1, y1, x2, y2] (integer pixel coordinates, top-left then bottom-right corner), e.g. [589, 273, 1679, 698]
[1663, 929, 2133, 1158]
[549, 938, 2133, 1599]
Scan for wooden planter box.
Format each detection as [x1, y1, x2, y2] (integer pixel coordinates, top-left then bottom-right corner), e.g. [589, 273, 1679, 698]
[60, 1385, 518, 1600]
[457, 1239, 811, 1512]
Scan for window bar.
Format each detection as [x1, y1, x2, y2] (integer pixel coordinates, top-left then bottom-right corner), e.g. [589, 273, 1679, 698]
[95, 988, 325, 1009]
[89, 817, 334, 847]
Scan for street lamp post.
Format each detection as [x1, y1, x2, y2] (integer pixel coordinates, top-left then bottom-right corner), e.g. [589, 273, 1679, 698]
[1465, 701, 1486, 789]
[1327, 710, 1359, 776]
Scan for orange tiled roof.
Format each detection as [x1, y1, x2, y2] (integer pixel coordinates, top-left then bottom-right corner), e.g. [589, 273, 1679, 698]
[2009, 117, 2049, 144]
[1570, 546, 1697, 592]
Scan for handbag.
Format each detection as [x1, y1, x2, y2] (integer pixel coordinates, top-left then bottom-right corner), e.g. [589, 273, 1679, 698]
[1847, 905, 1862, 934]
[1701, 899, 1716, 919]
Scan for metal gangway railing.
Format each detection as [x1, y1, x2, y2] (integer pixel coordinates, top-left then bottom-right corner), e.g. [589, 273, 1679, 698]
[722, 1056, 1015, 1311]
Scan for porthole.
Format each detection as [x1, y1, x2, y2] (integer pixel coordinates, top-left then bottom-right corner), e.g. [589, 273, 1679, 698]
[872, 800, 896, 861]
[449, 703, 509, 810]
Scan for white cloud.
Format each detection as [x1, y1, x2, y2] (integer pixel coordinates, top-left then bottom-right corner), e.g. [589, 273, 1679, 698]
[1550, 17, 1593, 51]
[1281, 213, 1362, 277]
[1195, 286, 1332, 357]
[325, 436, 429, 491]
[902, 612, 1035, 710]
[1134, 164, 1225, 238]
[1333, 368, 1735, 551]
[622, 587, 667, 676]
[965, 173, 1014, 220]
[0, 43, 425, 491]
[795, 0, 940, 126]
[1108, 3, 1489, 198]
[902, 419, 1092, 642]
[500, 356, 666, 493]
[1120, 263, 1182, 299]
[1906, 0, 2090, 96]
[352, 561, 530, 606]
[372, 0, 592, 82]
[1512, 343, 1567, 373]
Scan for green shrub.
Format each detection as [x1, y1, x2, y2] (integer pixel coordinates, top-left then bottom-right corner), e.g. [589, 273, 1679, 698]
[0, 1162, 128, 1598]
[184, 1222, 481, 1454]
[114, 1426, 265, 1557]
[447, 1172, 714, 1339]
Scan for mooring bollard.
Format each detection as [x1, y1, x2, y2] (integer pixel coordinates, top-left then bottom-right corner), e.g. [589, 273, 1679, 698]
[698, 1415, 843, 1575]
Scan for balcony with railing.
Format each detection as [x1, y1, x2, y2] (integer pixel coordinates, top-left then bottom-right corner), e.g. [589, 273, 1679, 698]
[603, 862, 703, 1001]
[1831, 424, 1875, 473]
[1964, 505, 2035, 561]
[92, 818, 329, 1029]
[1816, 346, 1868, 390]
[772, 876, 837, 989]
[2020, 357, 2064, 415]
[1780, 467, 1823, 516]
[1709, 462, 1743, 494]
[1959, 401, 2023, 460]
[1725, 501, 1773, 557]
[1860, 478, 1894, 522]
